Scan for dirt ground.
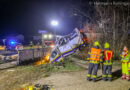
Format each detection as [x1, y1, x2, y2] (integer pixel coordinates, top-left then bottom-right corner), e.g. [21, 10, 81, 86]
[0, 60, 129, 90]
[34, 67, 130, 90]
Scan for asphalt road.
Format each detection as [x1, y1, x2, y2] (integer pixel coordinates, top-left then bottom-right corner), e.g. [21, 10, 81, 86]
[0, 50, 17, 56]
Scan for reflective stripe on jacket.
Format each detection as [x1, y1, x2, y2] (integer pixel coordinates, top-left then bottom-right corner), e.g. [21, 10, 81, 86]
[128, 62, 130, 72]
[90, 48, 101, 61]
[103, 50, 113, 65]
[121, 53, 130, 64]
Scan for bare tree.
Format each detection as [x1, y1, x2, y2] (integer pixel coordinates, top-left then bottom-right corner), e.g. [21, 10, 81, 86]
[96, 2, 130, 59]
[69, 1, 130, 59]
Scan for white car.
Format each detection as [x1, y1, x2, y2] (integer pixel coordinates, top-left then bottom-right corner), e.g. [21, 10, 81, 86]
[15, 45, 24, 51]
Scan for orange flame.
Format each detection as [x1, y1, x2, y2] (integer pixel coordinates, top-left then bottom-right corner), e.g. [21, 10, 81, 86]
[34, 54, 50, 65]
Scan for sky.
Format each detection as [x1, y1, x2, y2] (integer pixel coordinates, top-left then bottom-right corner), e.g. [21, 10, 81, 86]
[0, 0, 128, 42]
[0, 0, 82, 42]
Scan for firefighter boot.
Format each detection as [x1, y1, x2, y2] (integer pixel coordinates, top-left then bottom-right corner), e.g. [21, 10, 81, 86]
[108, 77, 112, 81]
[87, 77, 91, 81]
[108, 75, 112, 81]
[87, 74, 91, 81]
[126, 75, 130, 81]
[103, 77, 107, 81]
[102, 75, 107, 81]
[93, 78, 96, 82]
[121, 74, 126, 79]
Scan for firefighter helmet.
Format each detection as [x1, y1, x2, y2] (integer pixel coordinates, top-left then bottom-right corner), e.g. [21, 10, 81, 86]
[104, 42, 110, 49]
[94, 41, 100, 47]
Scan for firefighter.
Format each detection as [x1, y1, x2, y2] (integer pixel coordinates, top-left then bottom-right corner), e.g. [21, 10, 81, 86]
[120, 46, 130, 81]
[29, 41, 34, 47]
[87, 41, 103, 82]
[128, 62, 130, 73]
[102, 42, 113, 81]
[129, 62, 130, 73]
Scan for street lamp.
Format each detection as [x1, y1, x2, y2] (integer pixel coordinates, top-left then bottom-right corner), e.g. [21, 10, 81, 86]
[51, 20, 59, 26]
[50, 20, 63, 61]
[51, 20, 59, 41]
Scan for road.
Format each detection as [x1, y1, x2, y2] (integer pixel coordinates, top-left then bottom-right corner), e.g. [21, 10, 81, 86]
[0, 50, 17, 56]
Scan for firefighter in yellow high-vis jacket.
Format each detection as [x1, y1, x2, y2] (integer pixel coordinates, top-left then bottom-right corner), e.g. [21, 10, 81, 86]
[120, 46, 130, 81]
[102, 42, 113, 81]
[87, 41, 103, 82]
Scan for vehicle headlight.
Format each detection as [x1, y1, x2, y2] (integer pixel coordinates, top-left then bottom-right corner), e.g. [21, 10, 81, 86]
[48, 34, 53, 39]
[44, 35, 48, 38]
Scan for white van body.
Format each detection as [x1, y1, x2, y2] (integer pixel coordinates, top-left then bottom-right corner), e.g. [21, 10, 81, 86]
[50, 28, 85, 63]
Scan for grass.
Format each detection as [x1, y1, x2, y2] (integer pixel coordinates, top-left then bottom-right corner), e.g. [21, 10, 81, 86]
[71, 53, 122, 66]
[0, 60, 84, 90]
[0, 66, 44, 90]
[0, 55, 122, 90]
[50, 61, 84, 72]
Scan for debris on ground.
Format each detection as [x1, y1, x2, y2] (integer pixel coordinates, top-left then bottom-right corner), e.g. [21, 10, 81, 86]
[17, 83, 53, 90]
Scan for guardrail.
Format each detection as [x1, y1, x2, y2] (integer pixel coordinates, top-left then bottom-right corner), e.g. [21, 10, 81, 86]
[23, 46, 42, 50]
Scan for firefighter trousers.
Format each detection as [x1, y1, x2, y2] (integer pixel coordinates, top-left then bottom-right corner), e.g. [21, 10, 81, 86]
[102, 65, 112, 80]
[122, 62, 129, 76]
[128, 62, 130, 72]
[87, 63, 99, 79]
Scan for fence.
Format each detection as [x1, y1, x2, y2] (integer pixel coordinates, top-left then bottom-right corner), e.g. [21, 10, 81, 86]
[18, 48, 43, 65]
[0, 51, 18, 64]
[0, 47, 51, 65]
[18, 47, 52, 65]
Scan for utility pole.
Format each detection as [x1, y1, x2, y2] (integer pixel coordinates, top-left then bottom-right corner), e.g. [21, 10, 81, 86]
[42, 34, 44, 61]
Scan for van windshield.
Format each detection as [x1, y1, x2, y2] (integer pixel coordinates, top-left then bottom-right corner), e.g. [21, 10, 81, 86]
[51, 51, 57, 58]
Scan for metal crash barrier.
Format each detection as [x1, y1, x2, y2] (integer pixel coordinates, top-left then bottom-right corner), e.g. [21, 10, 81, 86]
[17, 46, 52, 65]
[18, 48, 43, 65]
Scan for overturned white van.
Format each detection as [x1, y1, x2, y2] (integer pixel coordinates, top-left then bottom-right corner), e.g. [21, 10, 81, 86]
[50, 28, 86, 63]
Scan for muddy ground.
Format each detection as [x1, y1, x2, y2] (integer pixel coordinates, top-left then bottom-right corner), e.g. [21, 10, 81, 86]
[34, 67, 130, 90]
[0, 59, 129, 90]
